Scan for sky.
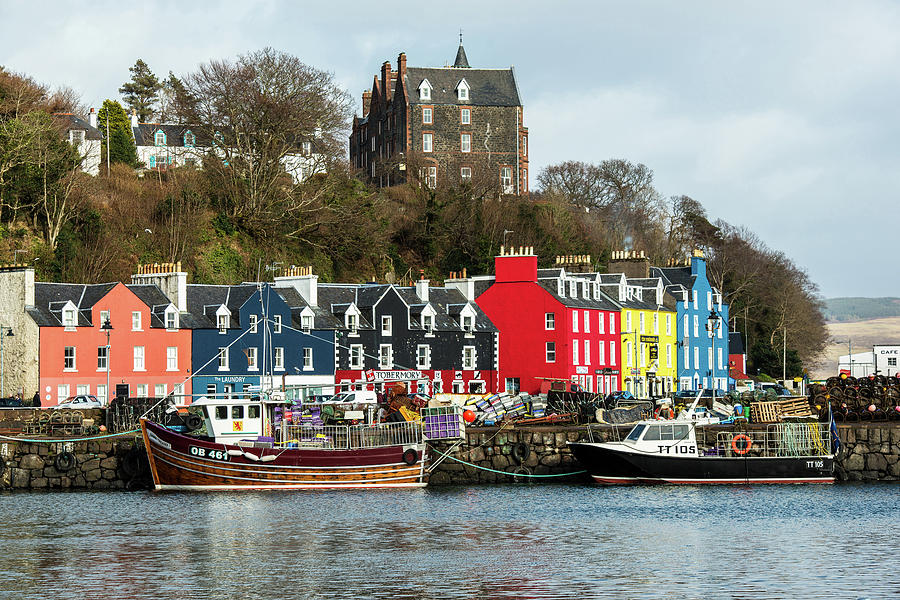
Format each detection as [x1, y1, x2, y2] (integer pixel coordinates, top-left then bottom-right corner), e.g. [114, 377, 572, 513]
[1, 0, 897, 299]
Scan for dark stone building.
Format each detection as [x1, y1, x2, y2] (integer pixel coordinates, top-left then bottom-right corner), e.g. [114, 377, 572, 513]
[350, 42, 529, 194]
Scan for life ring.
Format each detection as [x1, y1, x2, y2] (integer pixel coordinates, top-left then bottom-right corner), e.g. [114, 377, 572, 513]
[731, 434, 752, 455]
[511, 442, 531, 464]
[402, 448, 418, 466]
[54, 451, 76, 472]
[655, 406, 674, 420]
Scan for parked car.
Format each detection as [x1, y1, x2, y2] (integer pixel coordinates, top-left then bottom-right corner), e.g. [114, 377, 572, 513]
[56, 395, 103, 409]
[757, 383, 794, 398]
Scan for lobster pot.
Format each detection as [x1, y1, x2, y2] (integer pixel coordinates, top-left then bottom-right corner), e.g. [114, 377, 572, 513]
[422, 406, 465, 440]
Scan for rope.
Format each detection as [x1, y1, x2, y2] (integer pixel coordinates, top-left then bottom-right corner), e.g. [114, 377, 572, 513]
[0, 429, 140, 444]
[429, 446, 586, 478]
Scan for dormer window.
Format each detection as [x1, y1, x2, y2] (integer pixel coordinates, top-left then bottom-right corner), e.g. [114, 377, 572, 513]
[63, 308, 77, 329]
[165, 307, 179, 330]
[154, 129, 166, 146]
[423, 314, 433, 333]
[557, 280, 564, 296]
[347, 313, 358, 334]
[301, 141, 312, 156]
[418, 79, 432, 101]
[217, 313, 229, 333]
[456, 79, 470, 102]
[184, 130, 195, 147]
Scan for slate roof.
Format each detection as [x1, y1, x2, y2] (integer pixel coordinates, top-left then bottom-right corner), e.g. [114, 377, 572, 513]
[651, 266, 695, 292]
[132, 123, 209, 148]
[405, 67, 521, 106]
[185, 284, 258, 328]
[537, 268, 564, 279]
[537, 281, 621, 311]
[29, 282, 118, 327]
[454, 44, 470, 68]
[54, 113, 102, 140]
[729, 331, 745, 355]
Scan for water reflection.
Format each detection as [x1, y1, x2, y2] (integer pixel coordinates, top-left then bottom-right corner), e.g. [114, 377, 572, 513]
[0, 485, 898, 599]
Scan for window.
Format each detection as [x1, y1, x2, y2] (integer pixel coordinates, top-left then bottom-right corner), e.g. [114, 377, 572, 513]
[462, 346, 476, 369]
[522, 135, 527, 157]
[350, 344, 363, 369]
[610, 341, 616, 365]
[693, 290, 698, 309]
[522, 169, 527, 192]
[249, 314, 258, 333]
[461, 108, 470, 124]
[708, 347, 714, 372]
[888, 357, 898, 367]
[626, 342, 633, 367]
[273, 315, 282, 333]
[718, 347, 723, 370]
[458, 83, 469, 101]
[640, 312, 645, 334]
[423, 314, 434, 334]
[423, 133, 433, 153]
[625, 312, 632, 333]
[683, 314, 689, 338]
[155, 384, 167, 397]
[610, 315, 616, 335]
[166, 347, 178, 371]
[718, 322, 723, 339]
[598, 312, 605, 334]
[462, 315, 474, 333]
[417, 345, 431, 369]
[173, 383, 184, 399]
[274, 347, 284, 370]
[184, 131, 195, 147]
[693, 315, 699, 338]
[130, 311, 141, 331]
[666, 314, 672, 336]
[500, 167, 512, 192]
[301, 141, 312, 155]
[667, 344, 672, 368]
[545, 312, 555, 330]
[573, 341, 579, 365]
[347, 313, 358, 334]
[63, 308, 76, 329]
[460, 133, 471, 153]
[165, 310, 178, 330]
[155, 130, 166, 146]
[653, 313, 659, 335]
[100, 310, 110, 328]
[218, 347, 229, 370]
[76, 384, 89, 396]
[584, 340, 591, 365]
[247, 347, 258, 370]
[303, 347, 313, 370]
[584, 311, 590, 333]
[419, 82, 431, 100]
[707, 291, 712, 310]
[97, 384, 107, 404]
[379, 344, 393, 369]
[423, 107, 432, 124]
[133, 346, 145, 371]
[461, 167, 472, 180]
[381, 315, 392, 336]
[505, 378, 520, 394]
[218, 313, 228, 332]
[572, 310, 579, 333]
[137, 384, 148, 397]
[97, 346, 108, 371]
[214, 406, 227, 419]
[546, 342, 556, 363]
[640, 343, 646, 367]
[425, 166, 437, 188]
[598, 340, 605, 365]
[694, 346, 700, 369]
[302, 314, 312, 331]
[57, 384, 69, 404]
[64, 346, 76, 371]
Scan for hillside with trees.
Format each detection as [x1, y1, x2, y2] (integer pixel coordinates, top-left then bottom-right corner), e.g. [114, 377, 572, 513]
[0, 52, 826, 378]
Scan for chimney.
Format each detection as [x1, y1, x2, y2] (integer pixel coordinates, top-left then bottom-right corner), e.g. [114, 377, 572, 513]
[690, 250, 707, 280]
[415, 277, 429, 302]
[443, 271, 476, 302]
[274, 265, 318, 307]
[362, 90, 372, 117]
[397, 52, 407, 79]
[89, 107, 97, 129]
[607, 249, 650, 278]
[381, 61, 392, 95]
[495, 245, 537, 283]
[131, 109, 138, 128]
[131, 262, 188, 312]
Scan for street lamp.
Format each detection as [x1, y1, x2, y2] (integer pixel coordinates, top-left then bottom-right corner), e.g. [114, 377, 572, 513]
[0, 327, 13, 399]
[707, 309, 720, 406]
[101, 318, 113, 405]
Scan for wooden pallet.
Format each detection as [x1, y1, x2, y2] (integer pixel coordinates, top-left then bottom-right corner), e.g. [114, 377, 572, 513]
[751, 401, 780, 423]
[777, 397, 814, 418]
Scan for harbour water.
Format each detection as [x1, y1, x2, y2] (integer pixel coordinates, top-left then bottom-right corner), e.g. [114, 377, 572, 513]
[1, 484, 897, 599]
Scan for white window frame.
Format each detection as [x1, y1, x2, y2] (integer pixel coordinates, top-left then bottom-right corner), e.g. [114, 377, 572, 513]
[422, 107, 432, 124]
[136, 384, 148, 397]
[303, 347, 313, 370]
[584, 311, 590, 333]
[218, 347, 229, 370]
[133, 346, 145, 371]
[273, 315, 282, 334]
[166, 346, 178, 371]
[155, 383, 167, 398]
[350, 344, 363, 369]
[249, 314, 258, 333]
[274, 347, 284, 370]
[218, 313, 229, 333]
[500, 166, 512, 193]
[423, 314, 434, 335]
[610, 341, 617, 365]
[416, 344, 431, 369]
[626, 341, 633, 367]
[572, 310, 579, 333]
[460, 133, 471, 153]
[381, 315, 392, 336]
[573, 341, 579, 366]
[460, 166, 472, 180]
[584, 340, 591, 366]
[422, 133, 433, 153]
[97, 346, 108, 371]
[132, 311, 142, 331]
[64, 346, 76, 371]
[301, 314, 313, 331]
[461, 108, 471, 124]
[666, 314, 672, 336]
[598, 312, 605, 334]
[247, 347, 258, 371]
[379, 344, 393, 369]
[63, 308, 77, 330]
[462, 346, 476, 369]
[546, 342, 556, 363]
[165, 309, 178, 330]
[599, 340, 605, 365]
[694, 315, 699, 338]
[545, 312, 555, 330]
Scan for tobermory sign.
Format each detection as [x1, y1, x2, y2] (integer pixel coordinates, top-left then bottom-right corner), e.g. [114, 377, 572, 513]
[364, 370, 423, 382]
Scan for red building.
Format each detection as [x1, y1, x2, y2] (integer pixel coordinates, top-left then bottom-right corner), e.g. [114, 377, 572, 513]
[451, 248, 622, 395]
[31, 281, 192, 406]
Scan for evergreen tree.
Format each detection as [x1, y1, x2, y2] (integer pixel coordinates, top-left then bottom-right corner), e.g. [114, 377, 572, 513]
[97, 100, 138, 169]
[119, 59, 160, 122]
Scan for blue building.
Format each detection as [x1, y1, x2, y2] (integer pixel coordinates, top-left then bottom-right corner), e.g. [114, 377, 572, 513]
[652, 250, 730, 391]
[187, 283, 335, 400]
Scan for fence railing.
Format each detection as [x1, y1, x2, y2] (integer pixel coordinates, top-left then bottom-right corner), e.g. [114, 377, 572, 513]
[280, 421, 423, 449]
[715, 422, 831, 457]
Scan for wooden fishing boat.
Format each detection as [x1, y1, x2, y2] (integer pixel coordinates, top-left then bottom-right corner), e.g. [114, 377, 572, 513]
[568, 420, 834, 485]
[140, 394, 427, 490]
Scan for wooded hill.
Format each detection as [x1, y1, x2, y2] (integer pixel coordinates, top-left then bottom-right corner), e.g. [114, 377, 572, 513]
[0, 52, 826, 379]
[824, 297, 900, 323]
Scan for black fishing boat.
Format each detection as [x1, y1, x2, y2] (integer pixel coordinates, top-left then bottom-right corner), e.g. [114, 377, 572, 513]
[568, 420, 834, 484]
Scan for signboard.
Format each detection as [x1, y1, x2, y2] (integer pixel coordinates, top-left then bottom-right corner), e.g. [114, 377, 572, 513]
[630, 369, 640, 375]
[597, 368, 620, 375]
[640, 335, 659, 343]
[649, 345, 659, 360]
[575, 366, 589, 374]
[365, 370, 423, 382]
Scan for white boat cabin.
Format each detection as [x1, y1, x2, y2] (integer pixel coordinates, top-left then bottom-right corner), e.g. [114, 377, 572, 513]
[193, 395, 281, 444]
[618, 422, 699, 456]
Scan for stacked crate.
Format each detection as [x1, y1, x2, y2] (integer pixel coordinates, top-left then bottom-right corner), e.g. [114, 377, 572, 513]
[422, 405, 465, 440]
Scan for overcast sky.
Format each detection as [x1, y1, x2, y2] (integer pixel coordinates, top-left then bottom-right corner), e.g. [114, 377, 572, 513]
[2, 0, 896, 299]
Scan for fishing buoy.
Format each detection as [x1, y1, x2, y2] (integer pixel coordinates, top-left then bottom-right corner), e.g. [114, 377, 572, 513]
[895, 406, 900, 412]
[463, 410, 476, 424]
[99, 425, 107, 432]
[868, 404, 876, 412]
[815, 405, 821, 410]
[841, 403, 847, 409]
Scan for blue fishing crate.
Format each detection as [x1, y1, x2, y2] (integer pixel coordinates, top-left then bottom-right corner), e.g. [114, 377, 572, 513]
[422, 405, 465, 440]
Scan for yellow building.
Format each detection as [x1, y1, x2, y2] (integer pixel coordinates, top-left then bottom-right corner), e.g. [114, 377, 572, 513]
[619, 280, 678, 398]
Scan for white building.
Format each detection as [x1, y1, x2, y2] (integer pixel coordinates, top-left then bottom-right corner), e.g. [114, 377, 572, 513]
[55, 111, 102, 176]
[874, 345, 900, 377]
[838, 351, 875, 377]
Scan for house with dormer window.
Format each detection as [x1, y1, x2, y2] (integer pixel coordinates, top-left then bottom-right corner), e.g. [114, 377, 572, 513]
[273, 267, 498, 395]
[350, 39, 528, 193]
[54, 111, 103, 176]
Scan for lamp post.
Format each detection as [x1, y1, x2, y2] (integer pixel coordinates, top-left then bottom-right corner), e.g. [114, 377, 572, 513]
[101, 318, 112, 405]
[0, 327, 13, 399]
[707, 309, 720, 406]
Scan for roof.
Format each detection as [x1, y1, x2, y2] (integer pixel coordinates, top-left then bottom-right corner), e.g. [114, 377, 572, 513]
[651, 266, 695, 292]
[30, 282, 118, 327]
[185, 284, 259, 328]
[54, 113, 102, 140]
[454, 44, 470, 68]
[536, 281, 621, 311]
[132, 123, 208, 148]
[729, 331, 745, 355]
[405, 67, 521, 106]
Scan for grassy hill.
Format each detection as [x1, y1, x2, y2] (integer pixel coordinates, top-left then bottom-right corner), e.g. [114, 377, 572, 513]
[809, 316, 900, 379]
[823, 297, 900, 322]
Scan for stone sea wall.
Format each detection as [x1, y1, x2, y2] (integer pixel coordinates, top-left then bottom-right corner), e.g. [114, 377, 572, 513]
[835, 424, 900, 481]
